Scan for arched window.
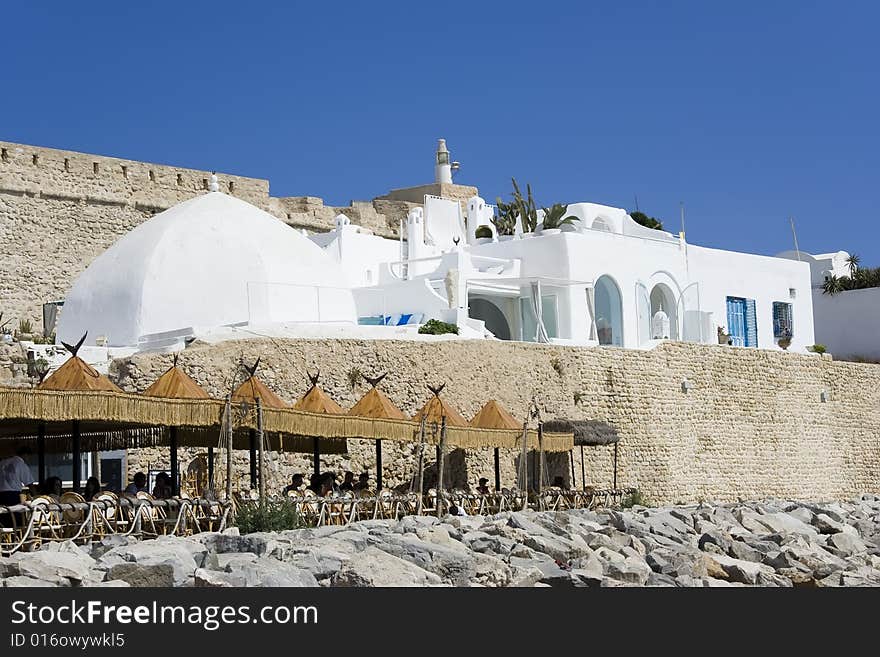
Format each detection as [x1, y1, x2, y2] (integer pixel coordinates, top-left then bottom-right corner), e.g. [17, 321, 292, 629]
[649, 283, 679, 340]
[594, 275, 623, 346]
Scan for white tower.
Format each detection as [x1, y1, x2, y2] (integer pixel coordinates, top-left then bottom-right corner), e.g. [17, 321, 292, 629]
[434, 138, 452, 184]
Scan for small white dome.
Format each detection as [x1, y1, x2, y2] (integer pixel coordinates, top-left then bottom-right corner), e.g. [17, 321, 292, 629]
[59, 192, 356, 348]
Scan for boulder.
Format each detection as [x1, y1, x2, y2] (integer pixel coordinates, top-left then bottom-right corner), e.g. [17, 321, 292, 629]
[194, 568, 248, 587]
[107, 563, 176, 587]
[825, 532, 868, 557]
[330, 547, 441, 587]
[711, 554, 776, 585]
[14, 549, 94, 584]
[375, 533, 510, 587]
[605, 558, 651, 585]
[99, 538, 198, 586]
[228, 558, 319, 587]
[4, 575, 58, 587]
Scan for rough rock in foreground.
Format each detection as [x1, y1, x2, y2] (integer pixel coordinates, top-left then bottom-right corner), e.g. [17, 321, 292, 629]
[2, 496, 879, 587]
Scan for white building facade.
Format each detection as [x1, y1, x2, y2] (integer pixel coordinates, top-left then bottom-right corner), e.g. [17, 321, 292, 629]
[55, 142, 817, 357]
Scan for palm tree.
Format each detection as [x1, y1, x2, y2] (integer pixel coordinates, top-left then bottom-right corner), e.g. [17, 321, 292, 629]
[845, 253, 860, 277]
[822, 274, 843, 296]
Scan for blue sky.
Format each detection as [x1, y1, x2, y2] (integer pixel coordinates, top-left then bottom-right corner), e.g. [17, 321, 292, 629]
[3, 2, 878, 261]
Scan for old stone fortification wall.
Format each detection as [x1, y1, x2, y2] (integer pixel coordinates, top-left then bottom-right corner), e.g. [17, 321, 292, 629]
[111, 339, 880, 504]
[0, 141, 416, 332]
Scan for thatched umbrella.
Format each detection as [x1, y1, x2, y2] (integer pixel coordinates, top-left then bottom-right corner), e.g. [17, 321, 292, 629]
[348, 373, 408, 490]
[411, 384, 467, 501]
[142, 355, 210, 495]
[542, 419, 621, 490]
[470, 400, 520, 492]
[293, 370, 345, 477]
[37, 333, 122, 492]
[232, 359, 290, 490]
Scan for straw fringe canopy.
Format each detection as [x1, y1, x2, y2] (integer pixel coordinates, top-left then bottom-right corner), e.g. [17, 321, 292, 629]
[542, 419, 620, 446]
[231, 376, 288, 409]
[0, 389, 573, 453]
[348, 387, 408, 420]
[470, 400, 521, 430]
[38, 357, 122, 393]
[143, 366, 210, 399]
[412, 395, 469, 427]
[294, 385, 345, 415]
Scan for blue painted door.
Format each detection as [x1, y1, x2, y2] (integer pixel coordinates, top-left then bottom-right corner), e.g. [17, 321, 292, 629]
[726, 297, 746, 347]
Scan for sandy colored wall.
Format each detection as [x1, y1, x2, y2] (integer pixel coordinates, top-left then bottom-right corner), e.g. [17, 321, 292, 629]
[111, 339, 880, 504]
[0, 141, 413, 332]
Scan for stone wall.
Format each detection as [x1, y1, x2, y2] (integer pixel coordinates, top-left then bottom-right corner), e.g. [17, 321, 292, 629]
[0, 141, 423, 332]
[111, 339, 880, 504]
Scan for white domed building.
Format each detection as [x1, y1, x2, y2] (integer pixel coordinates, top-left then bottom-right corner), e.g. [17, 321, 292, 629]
[58, 183, 357, 351]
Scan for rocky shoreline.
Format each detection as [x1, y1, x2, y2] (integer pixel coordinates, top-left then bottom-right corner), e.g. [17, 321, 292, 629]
[2, 496, 878, 587]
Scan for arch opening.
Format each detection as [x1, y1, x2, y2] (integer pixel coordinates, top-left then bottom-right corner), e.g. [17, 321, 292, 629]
[594, 275, 623, 346]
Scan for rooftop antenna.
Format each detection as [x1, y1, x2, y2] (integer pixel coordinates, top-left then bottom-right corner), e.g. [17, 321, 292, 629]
[789, 216, 802, 261]
[679, 201, 686, 238]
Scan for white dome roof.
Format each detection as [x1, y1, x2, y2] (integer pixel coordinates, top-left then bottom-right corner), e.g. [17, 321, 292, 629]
[59, 192, 356, 348]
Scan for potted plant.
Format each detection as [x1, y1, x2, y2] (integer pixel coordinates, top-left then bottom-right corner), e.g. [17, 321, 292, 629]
[539, 203, 576, 235]
[474, 225, 494, 244]
[777, 334, 792, 350]
[717, 325, 731, 345]
[492, 197, 518, 241]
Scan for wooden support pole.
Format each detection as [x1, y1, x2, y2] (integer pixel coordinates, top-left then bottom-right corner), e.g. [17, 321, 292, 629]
[71, 420, 81, 493]
[207, 446, 214, 492]
[169, 426, 179, 497]
[248, 429, 257, 490]
[436, 416, 447, 516]
[537, 422, 544, 497]
[312, 437, 320, 477]
[256, 399, 265, 501]
[375, 439, 383, 491]
[580, 445, 586, 490]
[37, 422, 46, 484]
[225, 396, 233, 501]
[519, 421, 528, 509]
[613, 442, 619, 490]
[415, 417, 426, 512]
[493, 447, 500, 492]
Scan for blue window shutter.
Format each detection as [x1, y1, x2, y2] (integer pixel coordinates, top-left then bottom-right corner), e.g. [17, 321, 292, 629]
[745, 299, 757, 347]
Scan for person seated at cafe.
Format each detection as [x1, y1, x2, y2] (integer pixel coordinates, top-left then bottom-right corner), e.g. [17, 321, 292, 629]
[318, 472, 339, 497]
[339, 471, 355, 492]
[124, 472, 148, 495]
[551, 475, 569, 490]
[0, 447, 35, 526]
[283, 473, 304, 495]
[83, 476, 101, 501]
[476, 477, 491, 495]
[41, 475, 63, 499]
[152, 472, 174, 499]
[353, 472, 370, 491]
[308, 473, 322, 494]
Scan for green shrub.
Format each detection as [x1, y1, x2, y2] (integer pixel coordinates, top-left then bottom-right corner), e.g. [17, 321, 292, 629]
[234, 498, 302, 533]
[808, 344, 827, 354]
[418, 319, 459, 335]
[475, 225, 493, 239]
[18, 318, 32, 335]
[620, 489, 652, 508]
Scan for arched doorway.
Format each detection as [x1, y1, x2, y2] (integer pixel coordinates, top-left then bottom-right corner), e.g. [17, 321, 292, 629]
[649, 283, 678, 340]
[469, 297, 511, 340]
[594, 275, 623, 346]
